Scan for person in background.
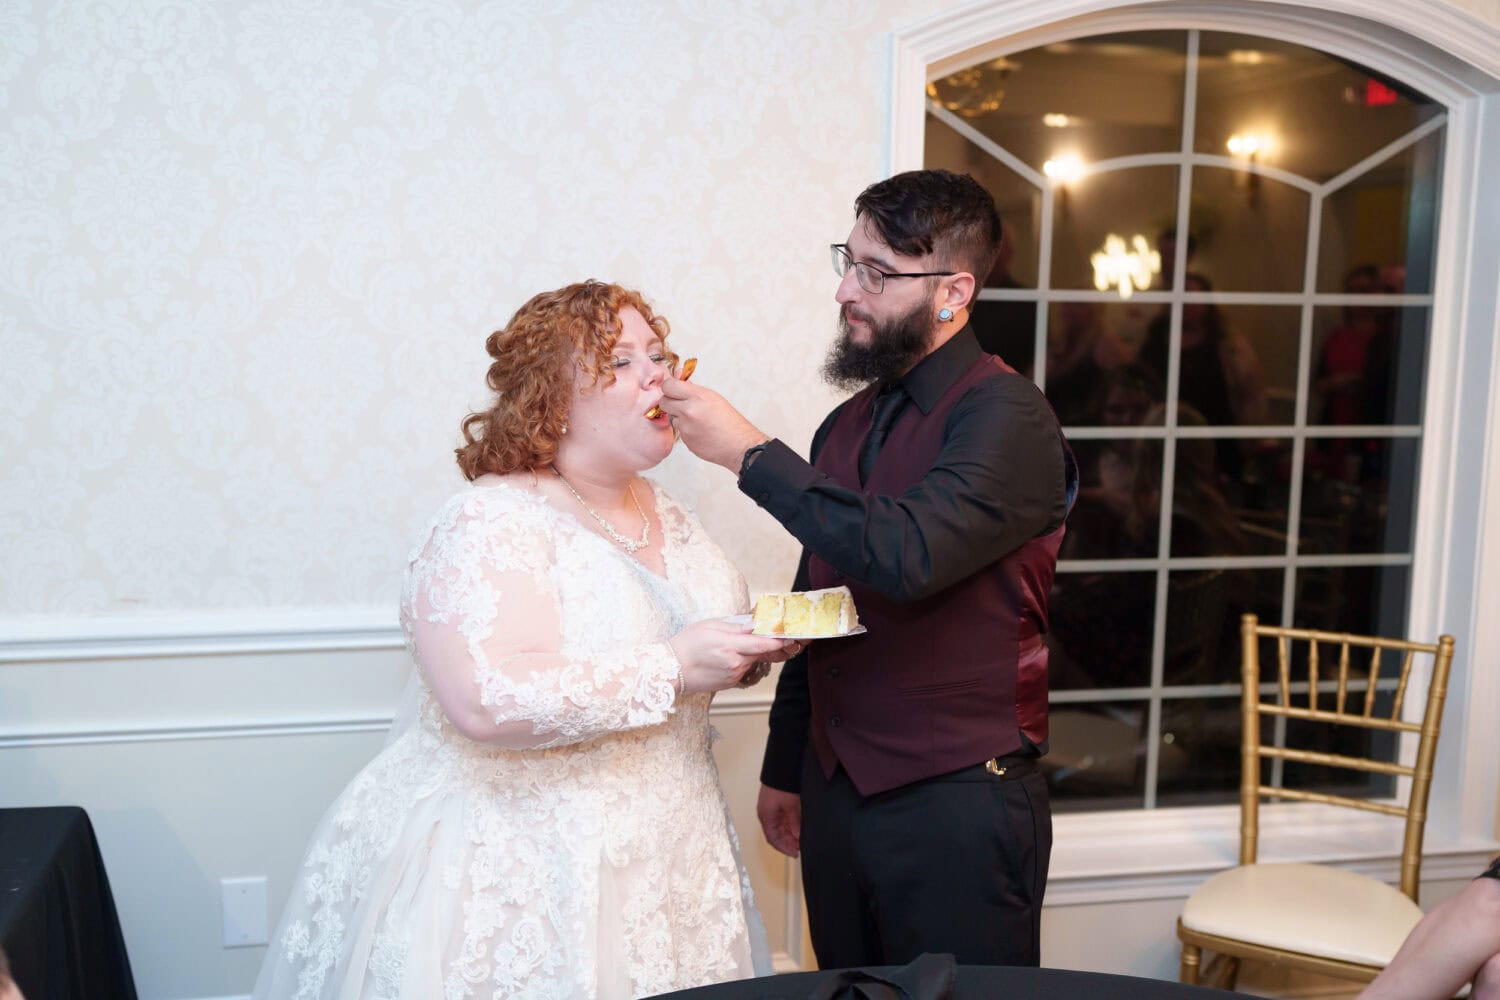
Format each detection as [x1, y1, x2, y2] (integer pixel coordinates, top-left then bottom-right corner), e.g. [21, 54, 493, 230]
[1041, 299, 1132, 427]
[1312, 264, 1391, 481]
[1154, 227, 1194, 290]
[1048, 399, 1243, 691]
[252, 280, 799, 999]
[1061, 362, 1166, 562]
[660, 169, 1076, 970]
[1358, 858, 1500, 1000]
[1138, 272, 1267, 483]
[971, 220, 1037, 369]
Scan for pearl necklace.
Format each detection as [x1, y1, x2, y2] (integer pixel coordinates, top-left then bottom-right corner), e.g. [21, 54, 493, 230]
[551, 466, 651, 554]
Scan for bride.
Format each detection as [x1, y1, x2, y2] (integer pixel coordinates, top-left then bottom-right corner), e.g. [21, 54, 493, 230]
[252, 281, 798, 999]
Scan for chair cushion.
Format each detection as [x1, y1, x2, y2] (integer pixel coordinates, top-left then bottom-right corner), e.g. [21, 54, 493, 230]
[1180, 862, 1424, 967]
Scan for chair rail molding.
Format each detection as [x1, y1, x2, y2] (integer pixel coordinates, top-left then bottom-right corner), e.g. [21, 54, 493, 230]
[0, 605, 777, 748]
[0, 606, 403, 662]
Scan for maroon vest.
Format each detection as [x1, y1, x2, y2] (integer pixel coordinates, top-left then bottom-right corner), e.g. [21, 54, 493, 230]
[807, 354, 1064, 795]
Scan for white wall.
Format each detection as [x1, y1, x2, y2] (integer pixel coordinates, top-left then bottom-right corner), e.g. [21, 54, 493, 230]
[4, 1, 1500, 998]
[0, 0, 954, 617]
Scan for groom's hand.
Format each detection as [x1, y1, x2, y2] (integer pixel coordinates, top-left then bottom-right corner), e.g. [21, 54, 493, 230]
[657, 377, 769, 472]
[757, 784, 801, 858]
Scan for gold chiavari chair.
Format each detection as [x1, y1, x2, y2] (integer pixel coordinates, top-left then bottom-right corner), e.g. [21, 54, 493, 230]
[1176, 613, 1457, 990]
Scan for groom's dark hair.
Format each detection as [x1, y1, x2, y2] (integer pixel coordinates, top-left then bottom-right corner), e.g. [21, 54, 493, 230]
[853, 169, 1003, 284]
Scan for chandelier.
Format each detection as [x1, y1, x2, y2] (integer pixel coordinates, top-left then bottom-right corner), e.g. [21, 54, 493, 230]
[1091, 234, 1161, 299]
[926, 58, 1019, 117]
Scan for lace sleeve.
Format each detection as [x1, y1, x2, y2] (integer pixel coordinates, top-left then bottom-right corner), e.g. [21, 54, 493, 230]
[661, 489, 767, 690]
[406, 493, 681, 750]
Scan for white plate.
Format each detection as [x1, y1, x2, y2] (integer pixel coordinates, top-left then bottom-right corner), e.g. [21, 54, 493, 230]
[722, 613, 867, 640]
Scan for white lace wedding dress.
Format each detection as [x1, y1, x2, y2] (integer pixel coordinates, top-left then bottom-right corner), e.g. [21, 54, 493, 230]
[252, 479, 771, 1000]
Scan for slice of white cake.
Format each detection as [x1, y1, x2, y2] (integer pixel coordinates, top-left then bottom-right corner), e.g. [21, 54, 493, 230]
[751, 586, 858, 637]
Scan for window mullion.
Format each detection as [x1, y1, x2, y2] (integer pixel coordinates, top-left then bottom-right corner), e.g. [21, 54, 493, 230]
[1035, 183, 1056, 391]
[1282, 189, 1323, 625]
[1143, 28, 1204, 810]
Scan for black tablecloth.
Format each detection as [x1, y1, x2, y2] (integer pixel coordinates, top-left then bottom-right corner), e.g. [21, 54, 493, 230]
[0, 806, 138, 1000]
[648, 964, 1239, 999]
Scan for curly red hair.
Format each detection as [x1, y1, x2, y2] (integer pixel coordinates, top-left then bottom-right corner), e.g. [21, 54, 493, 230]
[456, 281, 677, 480]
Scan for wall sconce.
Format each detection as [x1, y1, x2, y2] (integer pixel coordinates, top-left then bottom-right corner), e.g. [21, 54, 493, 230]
[1226, 134, 1262, 156]
[1042, 154, 1085, 185]
[1091, 233, 1161, 299]
[1226, 133, 1270, 205]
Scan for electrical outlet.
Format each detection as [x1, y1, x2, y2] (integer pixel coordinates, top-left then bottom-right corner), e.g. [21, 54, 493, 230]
[221, 876, 269, 948]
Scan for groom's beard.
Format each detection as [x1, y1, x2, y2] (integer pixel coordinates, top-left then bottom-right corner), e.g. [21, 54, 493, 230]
[822, 300, 936, 392]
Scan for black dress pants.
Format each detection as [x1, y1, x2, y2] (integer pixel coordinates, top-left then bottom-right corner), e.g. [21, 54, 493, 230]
[798, 747, 1051, 970]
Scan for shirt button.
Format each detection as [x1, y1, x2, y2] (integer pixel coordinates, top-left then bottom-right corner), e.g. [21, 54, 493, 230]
[830, 716, 842, 727]
[828, 667, 840, 678]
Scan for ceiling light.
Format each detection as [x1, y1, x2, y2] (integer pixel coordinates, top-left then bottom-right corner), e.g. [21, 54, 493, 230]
[926, 58, 1020, 118]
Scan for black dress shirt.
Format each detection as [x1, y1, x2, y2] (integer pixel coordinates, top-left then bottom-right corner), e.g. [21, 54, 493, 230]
[740, 326, 1073, 791]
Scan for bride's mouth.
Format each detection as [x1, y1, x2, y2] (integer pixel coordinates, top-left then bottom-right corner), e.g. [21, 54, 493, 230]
[644, 357, 697, 419]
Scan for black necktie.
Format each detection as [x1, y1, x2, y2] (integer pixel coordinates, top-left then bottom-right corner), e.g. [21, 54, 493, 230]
[859, 384, 907, 485]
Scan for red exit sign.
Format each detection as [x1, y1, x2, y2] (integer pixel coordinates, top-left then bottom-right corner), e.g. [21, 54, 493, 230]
[1365, 78, 1399, 106]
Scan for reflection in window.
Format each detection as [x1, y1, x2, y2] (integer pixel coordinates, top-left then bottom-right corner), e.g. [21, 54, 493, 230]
[1044, 701, 1152, 810]
[1193, 32, 1442, 181]
[1163, 569, 1283, 686]
[925, 29, 1441, 810]
[1048, 570, 1156, 689]
[1188, 169, 1310, 293]
[1310, 305, 1429, 426]
[1155, 696, 1241, 807]
[1052, 167, 1180, 290]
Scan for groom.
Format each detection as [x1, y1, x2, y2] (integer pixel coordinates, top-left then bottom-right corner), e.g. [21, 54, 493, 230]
[661, 169, 1076, 969]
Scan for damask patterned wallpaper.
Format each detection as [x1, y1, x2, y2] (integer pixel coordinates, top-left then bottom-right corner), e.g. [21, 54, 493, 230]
[0, 0, 943, 617]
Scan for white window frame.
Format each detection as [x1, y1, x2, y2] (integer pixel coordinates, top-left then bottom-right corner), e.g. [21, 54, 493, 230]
[891, 0, 1500, 903]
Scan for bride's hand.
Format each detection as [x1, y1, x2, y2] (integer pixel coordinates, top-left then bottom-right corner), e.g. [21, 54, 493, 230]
[732, 638, 804, 692]
[759, 639, 805, 663]
[738, 661, 772, 688]
[736, 638, 807, 688]
[669, 619, 799, 694]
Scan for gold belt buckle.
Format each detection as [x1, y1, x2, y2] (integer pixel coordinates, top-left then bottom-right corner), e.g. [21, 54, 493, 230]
[984, 758, 1007, 777]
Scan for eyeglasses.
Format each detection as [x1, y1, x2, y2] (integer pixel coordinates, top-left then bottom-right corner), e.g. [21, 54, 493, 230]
[830, 243, 955, 294]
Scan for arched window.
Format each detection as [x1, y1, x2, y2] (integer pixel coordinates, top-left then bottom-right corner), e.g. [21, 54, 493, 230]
[925, 29, 1442, 812]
